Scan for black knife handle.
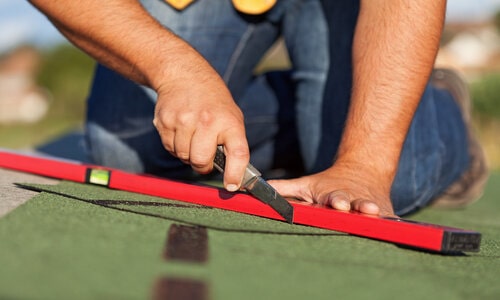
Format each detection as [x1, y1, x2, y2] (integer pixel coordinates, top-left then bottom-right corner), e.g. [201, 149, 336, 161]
[213, 146, 226, 173]
[213, 146, 261, 187]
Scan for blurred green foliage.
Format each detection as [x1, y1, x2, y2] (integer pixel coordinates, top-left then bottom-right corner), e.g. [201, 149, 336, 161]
[0, 43, 95, 148]
[471, 72, 500, 120]
[494, 10, 500, 33]
[37, 43, 95, 121]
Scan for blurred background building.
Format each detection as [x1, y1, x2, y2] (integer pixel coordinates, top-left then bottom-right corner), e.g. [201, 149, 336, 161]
[0, 46, 49, 123]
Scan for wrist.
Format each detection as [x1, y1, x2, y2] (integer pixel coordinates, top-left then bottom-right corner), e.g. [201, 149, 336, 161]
[333, 148, 399, 192]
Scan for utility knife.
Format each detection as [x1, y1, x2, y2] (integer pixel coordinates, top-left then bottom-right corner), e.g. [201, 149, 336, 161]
[213, 146, 294, 223]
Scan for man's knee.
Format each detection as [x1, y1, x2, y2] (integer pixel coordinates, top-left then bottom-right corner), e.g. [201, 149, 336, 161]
[390, 133, 446, 216]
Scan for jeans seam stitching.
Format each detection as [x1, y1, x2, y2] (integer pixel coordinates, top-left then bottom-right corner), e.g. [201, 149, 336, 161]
[223, 25, 255, 83]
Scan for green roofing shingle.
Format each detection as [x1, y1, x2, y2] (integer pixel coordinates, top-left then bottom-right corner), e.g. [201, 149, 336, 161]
[0, 173, 499, 300]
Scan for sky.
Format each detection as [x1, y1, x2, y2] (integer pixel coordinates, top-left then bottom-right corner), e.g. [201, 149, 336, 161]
[1, 0, 500, 53]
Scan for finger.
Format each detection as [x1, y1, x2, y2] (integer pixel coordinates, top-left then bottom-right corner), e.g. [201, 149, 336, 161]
[219, 130, 249, 192]
[189, 129, 217, 174]
[267, 178, 313, 203]
[152, 119, 175, 154]
[350, 199, 380, 215]
[325, 191, 351, 211]
[173, 127, 195, 163]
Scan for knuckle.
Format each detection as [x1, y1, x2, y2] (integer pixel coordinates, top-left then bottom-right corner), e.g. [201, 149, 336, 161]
[176, 151, 189, 161]
[154, 111, 175, 130]
[176, 111, 195, 126]
[230, 146, 250, 161]
[235, 109, 244, 121]
[198, 110, 215, 127]
[163, 143, 174, 152]
[190, 154, 211, 169]
[152, 116, 164, 130]
[192, 165, 212, 175]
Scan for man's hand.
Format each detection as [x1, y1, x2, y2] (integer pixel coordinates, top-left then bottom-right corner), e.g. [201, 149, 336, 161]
[270, 0, 445, 217]
[28, 0, 250, 191]
[269, 161, 395, 217]
[152, 59, 250, 191]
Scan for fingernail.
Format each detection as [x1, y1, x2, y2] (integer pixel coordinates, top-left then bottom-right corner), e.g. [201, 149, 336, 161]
[332, 198, 350, 211]
[329, 192, 350, 211]
[226, 184, 239, 192]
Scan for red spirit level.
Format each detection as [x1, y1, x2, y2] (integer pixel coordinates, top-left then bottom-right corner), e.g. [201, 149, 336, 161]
[0, 149, 481, 253]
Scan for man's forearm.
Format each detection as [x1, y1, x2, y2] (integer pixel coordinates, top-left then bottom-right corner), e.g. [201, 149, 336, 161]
[28, 0, 206, 90]
[335, 0, 446, 190]
[29, 0, 251, 190]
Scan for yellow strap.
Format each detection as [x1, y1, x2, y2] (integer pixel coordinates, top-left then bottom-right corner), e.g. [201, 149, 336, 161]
[232, 0, 277, 15]
[165, 0, 195, 10]
[165, 0, 276, 14]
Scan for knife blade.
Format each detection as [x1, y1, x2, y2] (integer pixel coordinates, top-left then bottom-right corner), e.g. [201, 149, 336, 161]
[213, 146, 294, 223]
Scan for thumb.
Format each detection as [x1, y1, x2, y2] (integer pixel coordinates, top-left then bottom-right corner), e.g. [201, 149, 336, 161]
[267, 177, 313, 203]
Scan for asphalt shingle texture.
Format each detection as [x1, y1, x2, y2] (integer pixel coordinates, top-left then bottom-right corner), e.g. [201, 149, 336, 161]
[0, 173, 499, 300]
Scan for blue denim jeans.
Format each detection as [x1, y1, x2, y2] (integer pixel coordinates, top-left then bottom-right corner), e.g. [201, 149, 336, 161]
[86, 0, 328, 174]
[85, 0, 469, 215]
